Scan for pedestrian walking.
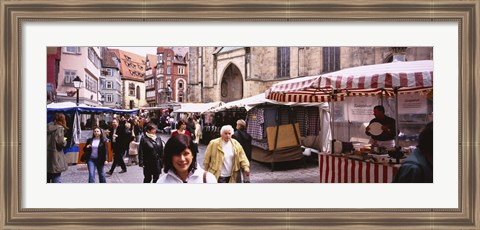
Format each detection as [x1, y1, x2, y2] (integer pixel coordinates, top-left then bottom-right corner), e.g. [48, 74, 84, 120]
[169, 116, 175, 132]
[158, 134, 217, 183]
[138, 123, 164, 183]
[203, 125, 250, 183]
[82, 127, 108, 183]
[171, 119, 191, 137]
[232, 119, 253, 183]
[186, 116, 196, 139]
[47, 113, 68, 183]
[232, 119, 253, 161]
[133, 117, 143, 142]
[194, 115, 202, 144]
[106, 118, 128, 175]
[124, 122, 134, 157]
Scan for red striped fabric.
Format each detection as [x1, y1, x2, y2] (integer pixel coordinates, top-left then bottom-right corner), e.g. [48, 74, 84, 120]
[318, 154, 400, 183]
[266, 60, 433, 103]
[325, 154, 330, 183]
[415, 72, 424, 87]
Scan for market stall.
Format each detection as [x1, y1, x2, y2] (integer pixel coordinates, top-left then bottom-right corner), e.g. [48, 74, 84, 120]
[140, 103, 181, 132]
[208, 93, 330, 170]
[266, 60, 433, 182]
[171, 102, 224, 143]
[47, 102, 139, 164]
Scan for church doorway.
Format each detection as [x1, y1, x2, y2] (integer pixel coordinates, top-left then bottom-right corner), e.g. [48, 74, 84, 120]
[220, 64, 243, 102]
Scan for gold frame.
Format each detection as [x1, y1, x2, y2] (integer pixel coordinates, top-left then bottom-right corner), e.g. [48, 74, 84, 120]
[1, 0, 479, 229]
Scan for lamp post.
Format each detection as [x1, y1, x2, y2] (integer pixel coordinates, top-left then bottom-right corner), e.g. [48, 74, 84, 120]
[73, 76, 82, 106]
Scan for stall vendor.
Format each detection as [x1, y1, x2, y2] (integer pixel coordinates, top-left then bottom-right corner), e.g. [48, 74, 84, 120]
[365, 105, 396, 148]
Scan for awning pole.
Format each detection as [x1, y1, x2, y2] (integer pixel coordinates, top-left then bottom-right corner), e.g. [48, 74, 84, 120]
[331, 90, 337, 154]
[394, 87, 400, 163]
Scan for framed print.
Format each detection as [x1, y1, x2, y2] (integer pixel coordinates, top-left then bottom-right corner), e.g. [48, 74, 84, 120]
[1, 0, 479, 229]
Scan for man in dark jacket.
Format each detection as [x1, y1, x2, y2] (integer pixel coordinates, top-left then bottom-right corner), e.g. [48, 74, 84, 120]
[232, 119, 253, 161]
[106, 118, 128, 175]
[365, 105, 396, 148]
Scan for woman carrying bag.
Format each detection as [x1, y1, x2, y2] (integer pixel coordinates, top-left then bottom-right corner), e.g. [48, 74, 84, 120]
[83, 127, 109, 183]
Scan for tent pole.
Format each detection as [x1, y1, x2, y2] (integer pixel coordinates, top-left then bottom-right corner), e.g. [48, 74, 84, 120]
[331, 90, 337, 154]
[380, 90, 384, 106]
[347, 96, 350, 141]
[394, 87, 400, 163]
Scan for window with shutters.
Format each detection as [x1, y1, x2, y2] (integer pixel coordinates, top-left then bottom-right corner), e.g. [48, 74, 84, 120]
[64, 69, 76, 85]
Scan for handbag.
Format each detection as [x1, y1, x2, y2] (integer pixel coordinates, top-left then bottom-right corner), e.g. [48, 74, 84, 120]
[81, 145, 91, 162]
[80, 151, 90, 162]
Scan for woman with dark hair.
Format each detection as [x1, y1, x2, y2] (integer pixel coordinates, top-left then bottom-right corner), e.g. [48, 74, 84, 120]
[138, 123, 164, 183]
[158, 134, 216, 183]
[47, 113, 69, 183]
[171, 119, 191, 137]
[83, 127, 109, 183]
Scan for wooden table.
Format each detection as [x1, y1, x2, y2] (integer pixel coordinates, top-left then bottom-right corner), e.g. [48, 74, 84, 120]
[318, 153, 401, 183]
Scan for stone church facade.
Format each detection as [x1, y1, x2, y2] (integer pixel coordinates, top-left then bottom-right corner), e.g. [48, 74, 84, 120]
[187, 47, 433, 103]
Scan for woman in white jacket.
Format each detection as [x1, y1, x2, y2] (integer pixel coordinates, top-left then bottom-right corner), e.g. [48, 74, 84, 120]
[158, 134, 216, 183]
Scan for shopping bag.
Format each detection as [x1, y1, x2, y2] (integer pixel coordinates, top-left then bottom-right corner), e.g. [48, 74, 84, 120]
[128, 141, 139, 156]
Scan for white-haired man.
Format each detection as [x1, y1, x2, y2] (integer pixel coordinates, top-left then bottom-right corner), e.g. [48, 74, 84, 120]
[203, 125, 250, 183]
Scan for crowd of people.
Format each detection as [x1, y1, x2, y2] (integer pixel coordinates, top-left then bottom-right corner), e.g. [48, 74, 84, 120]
[47, 112, 253, 184]
[47, 104, 433, 184]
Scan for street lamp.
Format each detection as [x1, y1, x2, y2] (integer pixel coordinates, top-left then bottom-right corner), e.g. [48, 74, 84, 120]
[73, 76, 82, 106]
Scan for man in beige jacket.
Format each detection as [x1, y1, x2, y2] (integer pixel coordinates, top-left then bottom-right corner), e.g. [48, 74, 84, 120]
[203, 125, 250, 183]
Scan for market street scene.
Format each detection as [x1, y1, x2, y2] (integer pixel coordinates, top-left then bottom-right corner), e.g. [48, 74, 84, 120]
[47, 46, 433, 184]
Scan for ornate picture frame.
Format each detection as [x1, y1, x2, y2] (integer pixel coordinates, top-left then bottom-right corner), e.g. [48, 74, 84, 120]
[1, 0, 479, 229]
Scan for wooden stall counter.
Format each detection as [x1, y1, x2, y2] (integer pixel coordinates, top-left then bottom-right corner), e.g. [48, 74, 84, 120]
[77, 142, 113, 164]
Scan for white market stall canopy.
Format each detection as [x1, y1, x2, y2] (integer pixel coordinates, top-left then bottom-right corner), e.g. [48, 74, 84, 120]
[209, 94, 267, 112]
[209, 93, 327, 113]
[266, 60, 433, 103]
[174, 102, 224, 113]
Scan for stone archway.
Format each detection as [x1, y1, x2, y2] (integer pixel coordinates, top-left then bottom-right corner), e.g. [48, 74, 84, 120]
[220, 64, 243, 102]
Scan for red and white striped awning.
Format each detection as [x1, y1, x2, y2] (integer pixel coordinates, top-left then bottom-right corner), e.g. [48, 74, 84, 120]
[266, 60, 433, 103]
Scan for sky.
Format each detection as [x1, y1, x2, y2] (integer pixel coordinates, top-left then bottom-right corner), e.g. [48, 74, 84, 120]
[108, 46, 157, 57]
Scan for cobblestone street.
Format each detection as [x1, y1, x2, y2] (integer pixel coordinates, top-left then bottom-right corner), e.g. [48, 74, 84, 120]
[62, 133, 320, 183]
